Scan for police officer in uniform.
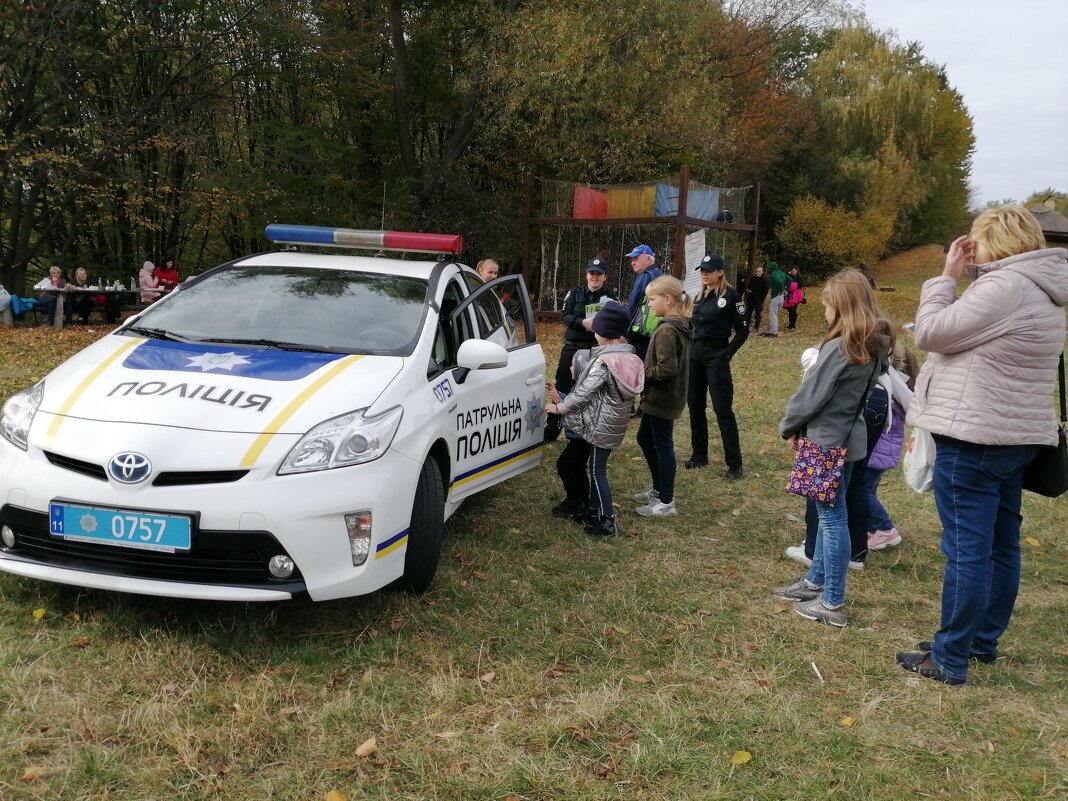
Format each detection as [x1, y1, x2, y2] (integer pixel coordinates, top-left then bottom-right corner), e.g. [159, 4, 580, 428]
[686, 253, 749, 478]
[544, 258, 617, 441]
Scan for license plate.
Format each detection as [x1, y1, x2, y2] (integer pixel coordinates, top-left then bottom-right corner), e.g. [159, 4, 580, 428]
[48, 503, 192, 553]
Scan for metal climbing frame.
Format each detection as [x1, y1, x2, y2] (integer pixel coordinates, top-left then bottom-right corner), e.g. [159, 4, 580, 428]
[520, 166, 760, 317]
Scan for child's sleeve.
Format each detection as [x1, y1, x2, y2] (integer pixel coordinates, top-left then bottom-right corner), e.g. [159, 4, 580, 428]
[778, 342, 845, 438]
[557, 359, 606, 413]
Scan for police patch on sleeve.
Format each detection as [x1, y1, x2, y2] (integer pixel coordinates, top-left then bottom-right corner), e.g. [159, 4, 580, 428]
[736, 302, 746, 315]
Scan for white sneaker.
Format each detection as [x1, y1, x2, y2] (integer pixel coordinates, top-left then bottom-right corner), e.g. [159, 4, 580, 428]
[632, 487, 659, 504]
[786, 543, 863, 571]
[636, 499, 677, 517]
[784, 544, 811, 567]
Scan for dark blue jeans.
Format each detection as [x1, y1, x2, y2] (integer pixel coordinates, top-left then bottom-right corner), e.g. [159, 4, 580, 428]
[930, 436, 1041, 681]
[587, 445, 615, 519]
[859, 465, 894, 532]
[637, 412, 676, 503]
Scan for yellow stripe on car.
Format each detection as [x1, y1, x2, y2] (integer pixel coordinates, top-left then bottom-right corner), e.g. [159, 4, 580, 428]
[45, 338, 144, 447]
[451, 444, 542, 489]
[375, 534, 408, 559]
[240, 355, 363, 466]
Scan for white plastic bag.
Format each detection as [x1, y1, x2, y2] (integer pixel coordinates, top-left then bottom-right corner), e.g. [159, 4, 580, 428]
[903, 427, 935, 493]
[0, 285, 10, 313]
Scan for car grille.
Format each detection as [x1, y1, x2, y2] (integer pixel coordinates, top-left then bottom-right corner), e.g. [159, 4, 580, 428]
[42, 452, 249, 487]
[0, 505, 304, 592]
[44, 451, 107, 481]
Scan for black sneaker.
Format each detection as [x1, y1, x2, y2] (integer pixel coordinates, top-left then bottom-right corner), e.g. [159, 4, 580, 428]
[585, 515, 617, 536]
[726, 466, 744, 480]
[896, 651, 965, 685]
[572, 507, 598, 527]
[684, 455, 708, 469]
[551, 497, 586, 519]
[917, 640, 997, 664]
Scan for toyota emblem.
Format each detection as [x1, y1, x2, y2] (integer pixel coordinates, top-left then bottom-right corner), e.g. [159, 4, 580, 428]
[108, 452, 152, 484]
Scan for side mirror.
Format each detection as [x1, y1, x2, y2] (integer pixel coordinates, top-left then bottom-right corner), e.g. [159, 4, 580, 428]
[457, 339, 508, 370]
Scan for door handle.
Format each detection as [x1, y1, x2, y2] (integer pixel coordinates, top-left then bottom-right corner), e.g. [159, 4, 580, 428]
[526, 375, 543, 385]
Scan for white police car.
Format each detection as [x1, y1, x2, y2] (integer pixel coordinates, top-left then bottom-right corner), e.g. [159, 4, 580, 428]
[0, 226, 545, 601]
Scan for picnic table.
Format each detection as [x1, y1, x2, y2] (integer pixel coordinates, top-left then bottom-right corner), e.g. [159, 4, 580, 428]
[48, 288, 148, 330]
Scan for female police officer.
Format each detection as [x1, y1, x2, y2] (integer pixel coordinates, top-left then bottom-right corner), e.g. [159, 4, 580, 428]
[686, 253, 749, 478]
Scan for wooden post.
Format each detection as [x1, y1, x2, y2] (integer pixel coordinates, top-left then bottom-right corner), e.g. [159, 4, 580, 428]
[747, 181, 761, 273]
[672, 164, 689, 279]
[520, 172, 535, 289]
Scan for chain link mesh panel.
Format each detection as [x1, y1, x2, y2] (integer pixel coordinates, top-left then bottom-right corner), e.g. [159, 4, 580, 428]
[532, 178, 754, 313]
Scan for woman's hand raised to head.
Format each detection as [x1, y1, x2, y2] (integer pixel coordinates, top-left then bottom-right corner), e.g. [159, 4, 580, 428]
[943, 235, 976, 281]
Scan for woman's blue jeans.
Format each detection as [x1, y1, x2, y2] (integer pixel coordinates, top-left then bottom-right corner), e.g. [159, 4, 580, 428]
[930, 436, 1040, 681]
[804, 461, 855, 608]
[637, 413, 676, 503]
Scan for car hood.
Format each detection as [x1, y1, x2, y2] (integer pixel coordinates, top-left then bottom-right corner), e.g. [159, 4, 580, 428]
[35, 336, 403, 435]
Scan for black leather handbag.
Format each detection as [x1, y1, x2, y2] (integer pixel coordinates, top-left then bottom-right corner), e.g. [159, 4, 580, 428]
[1022, 353, 1068, 498]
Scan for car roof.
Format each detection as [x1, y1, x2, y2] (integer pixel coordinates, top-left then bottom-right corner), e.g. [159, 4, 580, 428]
[233, 250, 471, 281]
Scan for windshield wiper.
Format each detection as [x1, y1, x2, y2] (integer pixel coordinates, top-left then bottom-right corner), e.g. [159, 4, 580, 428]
[125, 325, 191, 343]
[192, 337, 351, 354]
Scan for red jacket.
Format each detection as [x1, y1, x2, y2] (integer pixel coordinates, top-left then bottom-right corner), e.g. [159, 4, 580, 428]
[156, 266, 179, 290]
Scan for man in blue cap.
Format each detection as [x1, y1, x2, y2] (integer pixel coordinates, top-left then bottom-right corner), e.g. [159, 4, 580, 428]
[623, 244, 663, 360]
[544, 257, 618, 442]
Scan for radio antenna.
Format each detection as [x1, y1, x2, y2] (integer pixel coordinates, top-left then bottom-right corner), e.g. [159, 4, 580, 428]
[381, 181, 387, 231]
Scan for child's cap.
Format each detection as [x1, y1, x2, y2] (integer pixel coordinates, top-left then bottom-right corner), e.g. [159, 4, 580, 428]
[591, 300, 631, 339]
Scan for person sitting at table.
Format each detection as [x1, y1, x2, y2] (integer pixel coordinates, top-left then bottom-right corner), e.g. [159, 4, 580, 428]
[69, 266, 119, 324]
[156, 259, 179, 293]
[35, 265, 70, 326]
[139, 260, 161, 303]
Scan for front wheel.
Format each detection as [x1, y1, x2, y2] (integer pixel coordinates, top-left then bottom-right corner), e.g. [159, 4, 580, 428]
[393, 457, 445, 594]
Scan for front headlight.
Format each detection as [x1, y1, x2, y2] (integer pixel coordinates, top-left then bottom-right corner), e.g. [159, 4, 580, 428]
[278, 405, 403, 475]
[1, 381, 45, 450]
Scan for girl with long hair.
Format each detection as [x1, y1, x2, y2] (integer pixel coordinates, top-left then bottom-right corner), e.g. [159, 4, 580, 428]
[633, 276, 694, 516]
[772, 270, 891, 627]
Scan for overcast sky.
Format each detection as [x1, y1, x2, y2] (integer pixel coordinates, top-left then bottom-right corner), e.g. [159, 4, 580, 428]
[860, 0, 1067, 207]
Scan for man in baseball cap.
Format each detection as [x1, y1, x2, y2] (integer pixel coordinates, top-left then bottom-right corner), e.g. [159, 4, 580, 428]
[624, 244, 662, 360]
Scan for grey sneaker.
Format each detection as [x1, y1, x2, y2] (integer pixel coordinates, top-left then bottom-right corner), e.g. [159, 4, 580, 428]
[631, 487, 659, 504]
[771, 578, 822, 601]
[636, 499, 677, 517]
[793, 597, 848, 627]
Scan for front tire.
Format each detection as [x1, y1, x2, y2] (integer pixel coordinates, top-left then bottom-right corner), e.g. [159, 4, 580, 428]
[393, 457, 445, 594]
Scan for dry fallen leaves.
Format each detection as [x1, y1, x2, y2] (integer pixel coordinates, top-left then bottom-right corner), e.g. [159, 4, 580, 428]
[355, 737, 377, 757]
[840, 716, 856, 727]
[446, 761, 470, 776]
[20, 766, 49, 782]
[32, 607, 46, 620]
[281, 706, 301, 721]
[479, 671, 496, 685]
[325, 792, 348, 801]
[731, 750, 752, 765]
[1024, 537, 1041, 547]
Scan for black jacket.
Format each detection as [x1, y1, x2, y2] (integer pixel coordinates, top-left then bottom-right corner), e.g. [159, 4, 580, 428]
[692, 287, 749, 358]
[745, 273, 768, 301]
[560, 284, 618, 346]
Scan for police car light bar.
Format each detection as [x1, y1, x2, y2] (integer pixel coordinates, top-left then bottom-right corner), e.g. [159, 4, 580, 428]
[265, 224, 463, 255]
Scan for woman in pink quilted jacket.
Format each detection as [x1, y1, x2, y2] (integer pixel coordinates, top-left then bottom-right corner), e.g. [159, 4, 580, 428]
[898, 205, 1067, 685]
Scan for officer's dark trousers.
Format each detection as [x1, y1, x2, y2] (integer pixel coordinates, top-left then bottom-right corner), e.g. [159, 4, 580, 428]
[746, 295, 766, 331]
[687, 340, 742, 470]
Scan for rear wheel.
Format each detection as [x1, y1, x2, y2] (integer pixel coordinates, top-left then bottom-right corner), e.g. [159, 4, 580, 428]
[393, 457, 445, 594]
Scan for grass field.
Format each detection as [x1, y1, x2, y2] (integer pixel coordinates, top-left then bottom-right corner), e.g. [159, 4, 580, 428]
[0, 248, 1065, 800]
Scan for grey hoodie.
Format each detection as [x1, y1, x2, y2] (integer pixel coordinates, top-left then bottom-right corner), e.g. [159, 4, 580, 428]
[779, 332, 891, 461]
[907, 247, 1067, 446]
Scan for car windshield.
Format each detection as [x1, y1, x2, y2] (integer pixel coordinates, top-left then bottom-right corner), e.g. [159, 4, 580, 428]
[126, 265, 429, 354]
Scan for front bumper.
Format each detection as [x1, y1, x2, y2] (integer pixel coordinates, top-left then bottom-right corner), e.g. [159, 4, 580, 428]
[0, 430, 422, 601]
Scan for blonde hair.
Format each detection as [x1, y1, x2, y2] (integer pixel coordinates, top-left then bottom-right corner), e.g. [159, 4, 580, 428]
[820, 269, 892, 365]
[475, 258, 499, 276]
[970, 204, 1045, 263]
[646, 275, 693, 317]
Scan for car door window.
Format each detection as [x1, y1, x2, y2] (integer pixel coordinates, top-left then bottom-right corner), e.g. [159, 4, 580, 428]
[428, 278, 477, 377]
[453, 275, 536, 350]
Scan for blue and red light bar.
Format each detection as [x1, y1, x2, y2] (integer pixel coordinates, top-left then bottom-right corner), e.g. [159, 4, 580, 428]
[265, 224, 463, 255]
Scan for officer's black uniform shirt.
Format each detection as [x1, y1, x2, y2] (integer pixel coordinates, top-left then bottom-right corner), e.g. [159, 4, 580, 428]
[692, 286, 749, 358]
[560, 284, 617, 346]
